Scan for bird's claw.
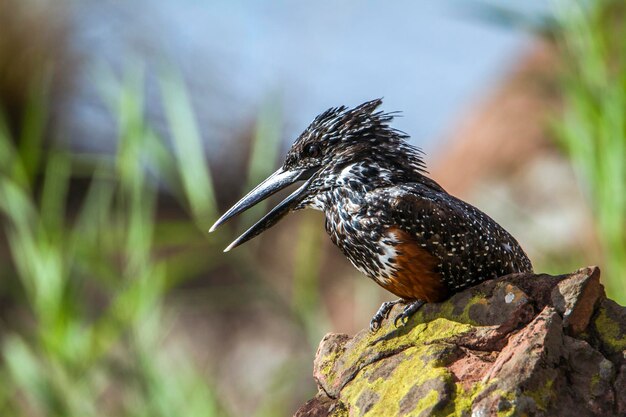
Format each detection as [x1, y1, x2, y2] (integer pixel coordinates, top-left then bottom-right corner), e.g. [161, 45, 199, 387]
[393, 299, 426, 328]
[369, 300, 402, 332]
[370, 299, 426, 332]
[369, 319, 382, 333]
[393, 312, 409, 328]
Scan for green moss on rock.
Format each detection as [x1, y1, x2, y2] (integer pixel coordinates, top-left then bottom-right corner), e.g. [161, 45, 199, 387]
[593, 303, 626, 353]
[300, 268, 626, 417]
[340, 346, 451, 416]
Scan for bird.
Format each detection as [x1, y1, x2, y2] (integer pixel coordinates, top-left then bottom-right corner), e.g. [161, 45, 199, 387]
[210, 98, 533, 332]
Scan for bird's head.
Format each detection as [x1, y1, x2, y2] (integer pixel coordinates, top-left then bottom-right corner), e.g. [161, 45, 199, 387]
[210, 98, 427, 251]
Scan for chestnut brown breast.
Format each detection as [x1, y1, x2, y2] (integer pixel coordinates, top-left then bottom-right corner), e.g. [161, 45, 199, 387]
[380, 227, 448, 302]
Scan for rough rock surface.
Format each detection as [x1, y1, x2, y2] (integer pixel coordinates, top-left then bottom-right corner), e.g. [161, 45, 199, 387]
[294, 267, 626, 417]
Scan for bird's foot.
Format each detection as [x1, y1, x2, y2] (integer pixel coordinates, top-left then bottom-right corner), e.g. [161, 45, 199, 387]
[394, 299, 426, 328]
[369, 299, 404, 332]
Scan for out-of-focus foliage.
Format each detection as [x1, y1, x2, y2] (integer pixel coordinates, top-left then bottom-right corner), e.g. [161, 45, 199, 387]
[553, 0, 626, 303]
[0, 59, 328, 415]
[0, 68, 229, 416]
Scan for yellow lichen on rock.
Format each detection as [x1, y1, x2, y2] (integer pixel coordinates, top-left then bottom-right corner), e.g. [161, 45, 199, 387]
[299, 268, 626, 417]
[593, 301, 626, 353]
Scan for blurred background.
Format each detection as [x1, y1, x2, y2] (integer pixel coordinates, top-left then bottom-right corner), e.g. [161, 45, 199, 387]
[0, 0, 624, 416]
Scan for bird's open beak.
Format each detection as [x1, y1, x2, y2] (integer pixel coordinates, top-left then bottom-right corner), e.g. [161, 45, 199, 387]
[209, 166, 318, 251]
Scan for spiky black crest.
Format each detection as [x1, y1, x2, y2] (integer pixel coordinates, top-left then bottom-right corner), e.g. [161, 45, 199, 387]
[283, 98, 427, 178]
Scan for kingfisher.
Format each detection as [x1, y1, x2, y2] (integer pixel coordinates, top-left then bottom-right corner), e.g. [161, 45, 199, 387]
[210, 99, 533, 332]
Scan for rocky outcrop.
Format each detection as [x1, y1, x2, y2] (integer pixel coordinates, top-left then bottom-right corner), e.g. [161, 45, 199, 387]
[295, 267, 626, 417]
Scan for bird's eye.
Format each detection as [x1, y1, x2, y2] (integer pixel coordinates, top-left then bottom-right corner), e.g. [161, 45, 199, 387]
[304, 143, 321, 158]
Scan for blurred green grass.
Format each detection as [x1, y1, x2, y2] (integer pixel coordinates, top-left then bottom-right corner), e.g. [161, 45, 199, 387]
[552, 0, 626, 303]
[0, 61, 329, 415]
[0, 66, 234, 416]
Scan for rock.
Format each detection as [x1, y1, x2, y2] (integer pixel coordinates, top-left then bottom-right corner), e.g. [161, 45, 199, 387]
[295, 267, 626, 417]
[551, 266, 604, 335]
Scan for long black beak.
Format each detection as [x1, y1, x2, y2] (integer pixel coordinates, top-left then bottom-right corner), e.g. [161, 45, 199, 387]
[209, 166, 317, 251]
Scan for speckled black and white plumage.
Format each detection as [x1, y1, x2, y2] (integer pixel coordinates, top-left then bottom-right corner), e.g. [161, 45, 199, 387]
[286, 99, 532, 291]
[216, 98, 533, 330]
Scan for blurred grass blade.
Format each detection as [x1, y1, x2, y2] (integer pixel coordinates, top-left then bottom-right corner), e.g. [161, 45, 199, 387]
[159, 69, 217, 229]
[0, 114, 29, 188]
[19, 77, 50, 186]
[3, 336, 46, 414]
[292, 211, 328, 345]
[40, 151, 70, 240]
